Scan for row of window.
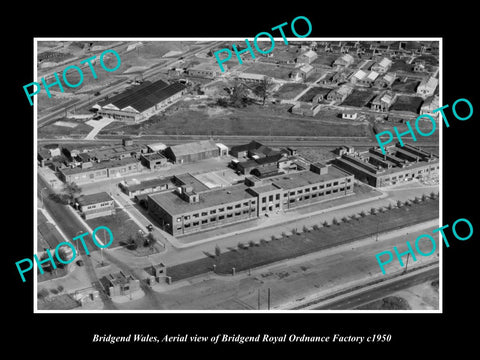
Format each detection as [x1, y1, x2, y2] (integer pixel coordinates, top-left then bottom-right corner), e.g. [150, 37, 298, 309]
[176, 201, 256, 222]
[84, 202, 112, 210]
[176, 209, 252, 231]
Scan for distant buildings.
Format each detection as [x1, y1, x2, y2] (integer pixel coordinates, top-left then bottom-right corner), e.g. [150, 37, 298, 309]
[100, 271, 140, 297]
[187, 63, 221, 79]
[297, 49, 318, 64]
[374, 72, 396, 88]
[371, 91, 397, 112]
[371, 57, 392, 74]
[95, 80, 186, 123]
[417, 76, 438, 97]
[350, 70, 379, 87]
[326, 84, 354, 102]
[333, 143, 439, 187]
[164, 140, 221, 164]
[333, 54, 354, 68]
[236, 73, 266, 83]
[76, 192, 115, 220]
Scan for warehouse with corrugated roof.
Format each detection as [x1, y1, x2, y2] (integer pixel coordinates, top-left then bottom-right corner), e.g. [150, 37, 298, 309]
[95, 79, 186, 123]
[164, 140, 220, 164]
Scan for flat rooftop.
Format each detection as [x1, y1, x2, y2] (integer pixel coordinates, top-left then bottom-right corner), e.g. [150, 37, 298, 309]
[265, 167, 352, 190]
[60, 157, 139, 175]
[149, 183, 255, 215]
[77, 192, 113, 206]
[174, 173, 210, 193]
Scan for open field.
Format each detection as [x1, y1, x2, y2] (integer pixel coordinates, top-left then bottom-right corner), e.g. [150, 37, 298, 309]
[243, 62, 295, 80]
[167, 198, 439, 282]
[392, 78, 420, 93]
[342, 89, 377, 107]
[38, 118, 94, 137]
[102, 100, 372, 137]
[391, 95, 424, 113]
[273, 83, 308, 100]
[85, 206, 144, 252]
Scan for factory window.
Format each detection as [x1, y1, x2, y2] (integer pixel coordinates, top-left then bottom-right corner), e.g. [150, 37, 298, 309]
[334, 181, 338, 186]
[298, 189, 303, 194]
[333, 189, 338, 193]
[210, 209, 216, 214]
[275, 204, 280, 208]
[202, 219, 208, 224]
[219, 208, 225, 212]
[193, 221, 199, 226]
[243, 202, 249, 206]
[219, 215, 225, 220]
[184, 215, 190, 220]
[326, 190, 331, 195]
[305, 188, 310, 192]
[193, 213, 199, 218]
[262, 197, 267, 203]
[227, 213, 233, 218]
[312, 186, 318, 191]
[305, 195, 310, 199]
[210, 217, 217, 222]
[235, 204, 241, 208]
[269, 195, 273, 201]
[284, 193, 288, 198]
[262, 206, 266, 211]
[347, 178, 352, 182]
[235, 211, 241, 216]
[252, 200, 256, 204]
[227, 206, 233, 210]
[184, 223, 191, 228]
[340, 187, 345, 191]
[320, 185, 325, 189]
[243, 209, 249, 214]
[176, 226, 182, 231]
[290, 191, 295, 196]
[326, 183, 331, 187]
[201, 212, 208, 216]
[347, 186, 352, 190]
[289, 199, 295, 203]
[312, 193, 317, 198]
[276, 194, 280, 200]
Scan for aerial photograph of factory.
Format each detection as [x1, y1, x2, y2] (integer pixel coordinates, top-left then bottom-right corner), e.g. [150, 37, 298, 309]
[35, 39, 440, 311]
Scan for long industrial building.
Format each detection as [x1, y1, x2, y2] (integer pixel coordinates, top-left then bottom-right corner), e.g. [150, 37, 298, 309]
[147, 163, 354, 236]
[95, 80, 186, 123]
[333, 143, 439, 187]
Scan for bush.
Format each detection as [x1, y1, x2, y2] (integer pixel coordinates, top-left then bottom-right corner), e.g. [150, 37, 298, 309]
[38, 288, 49, 300]
[332, 217, 339, 225]
[312, 224, 320, 230]
[50, 288, 59, 295]
[397, 200, 403, 208]
[248, 240, 256, 247]
[341, 216, 349, 223]
[303, 225, 310, 232]
[359, 211, 367, 217]
[57, 285, 64, 293]
[322, 220, 329, 227]
[370, 208, 377, 215]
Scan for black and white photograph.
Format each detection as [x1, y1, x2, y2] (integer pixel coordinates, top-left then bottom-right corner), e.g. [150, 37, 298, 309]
[6, 5, 479, 354]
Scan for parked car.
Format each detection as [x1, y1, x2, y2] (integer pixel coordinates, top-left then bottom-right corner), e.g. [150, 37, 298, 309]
[146, 224, 154, 231]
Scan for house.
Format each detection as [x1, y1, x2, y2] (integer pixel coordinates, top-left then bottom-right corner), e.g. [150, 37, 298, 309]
[333, 53, 354, 68]
[188, 63, 220, 79]
[417, 76, 438, 97]
[100, 271, 140, 297]
[76, 192, 115, 220]
[140, 153, 168, 169]
[216, 143, 229, 156]
[236, 73, 266, 83]
[164, 140, 220, 164]
[230, 141, 277, 159]
[350, 70, 379, 87]
[326, 84, 354, 102]
[38, 148, 52, 167]
[371, 91, 397, 112]
[311, 88, 331, 103]
[290, 64, 314, 81]
[291, 102, 322, 117]
[342, 111, 358, 120]
[420, 95, 440, 118]
[297, 49, 318, 64]
[374, 72, 396, 88]
[371, 57, 392, 74]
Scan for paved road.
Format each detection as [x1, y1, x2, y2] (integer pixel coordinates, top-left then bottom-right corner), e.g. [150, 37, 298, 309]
[310, 266, 439, 310]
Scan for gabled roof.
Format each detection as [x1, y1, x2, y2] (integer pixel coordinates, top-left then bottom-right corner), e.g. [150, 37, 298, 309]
[99, 80, 185, 113]
[168, 140, 218, 157]
[77, 192, 113, 206]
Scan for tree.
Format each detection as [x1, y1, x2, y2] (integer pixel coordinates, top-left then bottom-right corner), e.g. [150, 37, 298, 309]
[370, 207, 377, 215]
[230, 81, 249, 108]
[253, 77, 273, 106]
[387, 203, 393, 210]
[421, 194, 428, 202]
[397, 200, 403, 208]
[322, 220, 329, 227]
[332, 217, 339, 225]
[341, 216, 349, 223]
[214, 245, 221, 257]
[430, 191, 437, 199]
[63, 182, 81, 204]
[312, 224, 320, 231]
[248, 240, 256, 247]
[359, 210, 367, 217]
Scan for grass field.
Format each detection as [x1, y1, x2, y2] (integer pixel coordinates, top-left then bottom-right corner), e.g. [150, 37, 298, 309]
[342, 89, 377, 107]
[391, 95, 424, 113]
[85, 206, 143, 252]
[167, 198, 439, 282]
[357, 296, 411, 310]
[108, 101, 371, 137]
[392, 79, 420, 93]
[273, 83, 309, 100]
[38, 118, 93, 137]
[243, 63, 295, 80]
